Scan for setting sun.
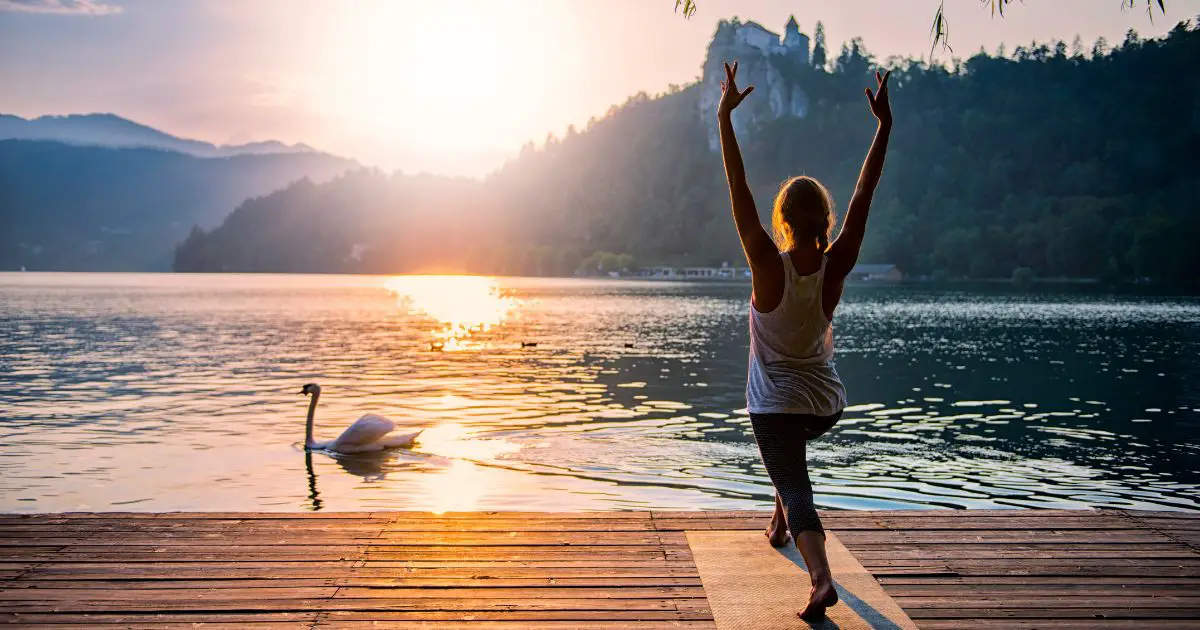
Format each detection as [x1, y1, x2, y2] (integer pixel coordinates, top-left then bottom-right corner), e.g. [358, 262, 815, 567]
[318, 1, 576, 171]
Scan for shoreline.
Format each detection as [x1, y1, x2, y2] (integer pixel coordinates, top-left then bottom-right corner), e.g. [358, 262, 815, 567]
[4, 269, 1197, 296]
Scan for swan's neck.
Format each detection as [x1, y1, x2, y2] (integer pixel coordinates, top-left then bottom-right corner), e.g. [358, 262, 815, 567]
[305, 392, 319, 448]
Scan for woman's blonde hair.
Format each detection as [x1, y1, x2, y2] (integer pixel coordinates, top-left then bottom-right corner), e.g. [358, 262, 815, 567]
[771, 176, 835, 252]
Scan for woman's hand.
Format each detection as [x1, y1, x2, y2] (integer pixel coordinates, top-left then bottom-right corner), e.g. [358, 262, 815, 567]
[866, 70, 892, 127]
[718, 61, 754, 119]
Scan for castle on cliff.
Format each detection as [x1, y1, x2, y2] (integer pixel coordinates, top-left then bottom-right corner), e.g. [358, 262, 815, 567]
[726, 16, 811, 65]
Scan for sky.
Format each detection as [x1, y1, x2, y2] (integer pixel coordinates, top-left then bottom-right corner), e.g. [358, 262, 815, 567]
[2, 0, 1196, 176]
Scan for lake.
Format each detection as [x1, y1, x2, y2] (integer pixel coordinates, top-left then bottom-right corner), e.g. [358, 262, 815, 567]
[1, 272, 1197, 513]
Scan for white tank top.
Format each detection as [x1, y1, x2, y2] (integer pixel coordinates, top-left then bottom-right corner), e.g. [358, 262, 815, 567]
[746, 252, 847, 416]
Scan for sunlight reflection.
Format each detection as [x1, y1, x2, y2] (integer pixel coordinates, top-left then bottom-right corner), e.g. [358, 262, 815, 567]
[384, 275, 517, 349]
[417, 422, 522, 461]
[415, 423, 524, 515]
[425, 459, 487, 514]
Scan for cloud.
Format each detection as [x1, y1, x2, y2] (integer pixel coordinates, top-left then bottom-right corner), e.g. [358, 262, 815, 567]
[0, 0, 123, 15]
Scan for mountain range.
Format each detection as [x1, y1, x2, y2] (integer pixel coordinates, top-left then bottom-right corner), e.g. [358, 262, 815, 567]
[0, 113, 317, 158]
[0, 115, 357, 271]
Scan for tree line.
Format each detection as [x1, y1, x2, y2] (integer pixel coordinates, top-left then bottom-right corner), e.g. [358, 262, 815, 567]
[176, 19, 1200, 290]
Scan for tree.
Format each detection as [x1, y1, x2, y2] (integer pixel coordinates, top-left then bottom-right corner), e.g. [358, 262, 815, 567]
[930, 0, 1165, 53]
[1071, 35, 1085, 58]
[812, 21, 828, 70]
[674, 1, 1168, 57]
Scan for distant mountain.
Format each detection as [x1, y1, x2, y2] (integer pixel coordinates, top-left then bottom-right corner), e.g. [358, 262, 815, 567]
[0, 140, 358, 271]
[0, 113, 318, 158]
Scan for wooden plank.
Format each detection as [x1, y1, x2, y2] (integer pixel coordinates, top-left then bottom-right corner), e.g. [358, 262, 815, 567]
[2, 577, 705, 589]
[1123, 511, 1200, 520]
[0, 612, 319, 624]
[314, 619, 715, 624]
[0, 621, 716, 629]
[933, 558, 1200, 569]
[836, 530, 1173, 544]
[879, 576, 1200, 586]
[0, 587, 341, 601]
[849, 544, 1198, 559]
[0, 586, 706, 601]
[332, 586, 705, 599]
[0, 620, 316, 629]
[0, 532, 681, 546]
[916, 620, 1200, 629]
[884, 584, 1200, 596]
[841, 510, 1105, 518]
[312, 610, 714, 621]
[0, 522, 662, 534]
[19, 565, 700, 580]
[417, 512, 653, 520]
[0, 597, 697, 613]
[314, 612, 715, 619]
[907, 607, 1200, 619]
[44, 543, 685, 554]
[865, 516, 1138, 530]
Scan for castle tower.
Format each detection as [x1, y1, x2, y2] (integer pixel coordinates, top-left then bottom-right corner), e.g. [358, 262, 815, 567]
[782, 16, 810, 65]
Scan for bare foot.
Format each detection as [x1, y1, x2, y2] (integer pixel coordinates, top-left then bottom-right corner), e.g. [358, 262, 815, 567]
[765, 493, 790, 547]
[798, 579, 838, 621]
[765, 511, 790, 547]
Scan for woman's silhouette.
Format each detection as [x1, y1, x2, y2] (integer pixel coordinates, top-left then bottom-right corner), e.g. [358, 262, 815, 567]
[717, 60, 892, 621]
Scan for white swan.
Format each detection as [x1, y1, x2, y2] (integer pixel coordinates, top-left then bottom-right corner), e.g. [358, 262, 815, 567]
[301, 383, 422, 454]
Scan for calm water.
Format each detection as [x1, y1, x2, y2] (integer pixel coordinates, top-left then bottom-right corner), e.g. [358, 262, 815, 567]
[1, 272, 1197, 513]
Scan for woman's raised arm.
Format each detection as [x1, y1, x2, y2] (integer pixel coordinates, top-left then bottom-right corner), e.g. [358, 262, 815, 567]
[828, 70, 892, 281]
[718, 61, 782, 301]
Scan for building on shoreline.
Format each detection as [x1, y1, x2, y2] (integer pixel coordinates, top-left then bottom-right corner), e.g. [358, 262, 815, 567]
[639, 263, 901, 282]
[642, 265, 751, 279]
[848, 264, 903, 281]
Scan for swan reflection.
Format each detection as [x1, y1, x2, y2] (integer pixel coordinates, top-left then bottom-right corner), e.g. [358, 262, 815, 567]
[304, 450, 323, 511]
[384, 275, 517, 350]
[328, 450, 396, 480]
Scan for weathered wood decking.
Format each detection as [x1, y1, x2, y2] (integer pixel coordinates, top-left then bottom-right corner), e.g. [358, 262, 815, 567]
[1, 510, 1197, 628]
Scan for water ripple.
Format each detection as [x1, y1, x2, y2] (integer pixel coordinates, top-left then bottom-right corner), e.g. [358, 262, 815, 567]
[1, 273, 1197, 513]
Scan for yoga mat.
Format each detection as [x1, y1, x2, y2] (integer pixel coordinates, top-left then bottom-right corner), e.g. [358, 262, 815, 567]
[687, 530, 918, 630]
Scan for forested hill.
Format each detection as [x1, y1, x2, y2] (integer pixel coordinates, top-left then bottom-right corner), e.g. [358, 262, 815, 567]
[176, 18, 1200, 289]
[1, 141, 355, 271]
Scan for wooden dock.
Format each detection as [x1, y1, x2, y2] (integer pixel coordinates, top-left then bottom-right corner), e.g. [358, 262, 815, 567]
[1, 510, 1197, 628]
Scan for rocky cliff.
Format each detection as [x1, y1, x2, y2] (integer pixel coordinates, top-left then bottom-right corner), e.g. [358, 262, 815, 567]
[697, 18, 814, 150]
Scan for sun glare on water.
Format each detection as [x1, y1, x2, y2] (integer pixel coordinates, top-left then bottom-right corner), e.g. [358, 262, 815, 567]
[412, 423, 524, 514]
[384, 275, 518, 349]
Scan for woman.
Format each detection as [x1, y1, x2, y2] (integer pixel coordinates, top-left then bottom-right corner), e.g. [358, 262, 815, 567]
[717, 60, 892, 620]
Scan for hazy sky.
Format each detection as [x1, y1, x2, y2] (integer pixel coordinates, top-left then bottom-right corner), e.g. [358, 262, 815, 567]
[2, 0, 1195, 176]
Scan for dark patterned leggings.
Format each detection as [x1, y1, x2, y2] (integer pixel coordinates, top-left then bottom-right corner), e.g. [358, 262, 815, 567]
[749, 411, 843, 535]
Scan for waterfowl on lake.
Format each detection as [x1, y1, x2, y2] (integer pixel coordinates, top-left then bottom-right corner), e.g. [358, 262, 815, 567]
[301, 383, 422, 454]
